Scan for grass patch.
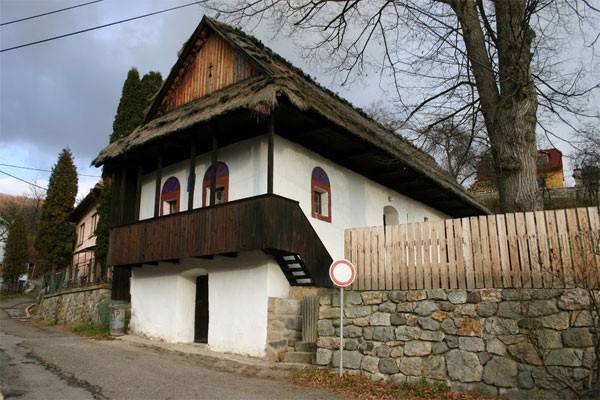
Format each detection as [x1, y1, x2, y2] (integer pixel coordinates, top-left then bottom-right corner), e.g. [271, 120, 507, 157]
[70, 324, 111, 339]
[292, 369, 499, 400]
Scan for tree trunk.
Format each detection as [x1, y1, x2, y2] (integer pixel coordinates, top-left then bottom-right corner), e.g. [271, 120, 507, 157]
[452, 0, 541, 212]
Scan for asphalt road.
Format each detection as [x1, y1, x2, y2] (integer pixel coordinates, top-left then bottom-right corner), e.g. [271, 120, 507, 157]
[0, 297, 338, 400]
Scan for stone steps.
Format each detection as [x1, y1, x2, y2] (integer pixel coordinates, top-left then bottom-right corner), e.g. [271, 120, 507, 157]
[283, 351, 314, 364]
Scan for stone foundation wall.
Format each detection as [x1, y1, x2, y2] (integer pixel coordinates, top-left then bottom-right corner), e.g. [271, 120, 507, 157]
[266, 297, 302, 361]
[316, 288, 598, 399]
[37, 284, 112, 326]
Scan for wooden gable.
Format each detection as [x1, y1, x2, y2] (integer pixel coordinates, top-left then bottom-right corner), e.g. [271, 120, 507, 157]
[156, 31, 258, 116]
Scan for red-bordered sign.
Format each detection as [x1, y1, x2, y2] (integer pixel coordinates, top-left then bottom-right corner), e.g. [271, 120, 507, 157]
[329, 259, 356, 287]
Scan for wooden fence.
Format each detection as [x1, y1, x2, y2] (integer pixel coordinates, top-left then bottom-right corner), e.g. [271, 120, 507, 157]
[344, 207, 600, 290]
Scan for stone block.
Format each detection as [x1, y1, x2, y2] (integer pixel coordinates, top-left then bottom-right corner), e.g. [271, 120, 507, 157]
[457, 318, 483, 336]
[372, 326, 395, 342]
[480, 289, 502, 302]
[378, 301, 396, 313]
[484, 317, 519, 336]
[331, 291, 362, 306]
[426, 289, 447, 300]
[361, 292, 384, 305]
[379, 358, 399, 374]
[317, 320, 335, 337]
[502, 289, 531, 301]
[486, 338, 506, 355]
[315, 348, 332, 365]
[432, 342, 448, 354]
[317, 336, 339, 349]
[431, 311, 448, 321]
[332, 350, 363, 369]
[447, 290, 467, 304]
[483, 356, 517, 387]
[507, 342, 543, 366]
[438, 302, 455, 312]
[535, 329, 562, 350]
[527, 299, 559, 317]
[562, 328, 594, 347]
[417, 317, 440, 331]
[476, 302, 497, 317]
[361, 355, 379, 373]
[375, 344, 391, 357]
[459, 337, 485, 352]
[558, 288, 590, 310]
[363, 327, 374, 340]
[358, 341, 375, 355]
[440, 318, 457, 334]
[540, 312, 570, 330]
[337, 325, 362, 338]
[344, 305, 372, 318]
[398, 357, 423, 376]
[530, 289, 563, 299]
[446, 335, 459, 348]
[446, 349, 483, 382]
[388, 291, 407, 303]
[390, 313, 407, 326]
[467, 291, 481, 303]
[517, 368, 534, 389]
[404, 341, 432, 356]
[423, 355, 446, 380]
[406, 290, 427, 301]
[369, 312, 391, 326]
[420, 330, 445, 342]
[572, 310, 593, 327]
[497, 301, 522, 319]
[395, 325, 421, 341]
[414, 301, 438, 316]
[455, 304, 477, 317]
[583, 347, 596, 368]
[320, 307, 340, 319]
[345, 339, 359, 351]
[320, 294, 331, 306]
[390, 346, 404, 358]
[396, 302, 415, 313]
[353, 317, 369, 327]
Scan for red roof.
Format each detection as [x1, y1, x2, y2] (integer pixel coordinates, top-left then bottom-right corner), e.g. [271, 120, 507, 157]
[537, 148, 562, 172]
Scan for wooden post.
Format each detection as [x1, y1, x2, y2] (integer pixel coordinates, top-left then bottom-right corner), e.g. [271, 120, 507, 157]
[119, 167, 127, 225]
[134, 165, 143, 221]
[154, 156, 163, 218]
[109, 169, 121, 227]
[188, 141, 196, 210]
[210, 134, 218, 206]
[267, 116, 274, 194]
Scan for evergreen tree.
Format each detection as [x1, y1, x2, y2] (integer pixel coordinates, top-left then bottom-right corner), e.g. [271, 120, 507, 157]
[2, 212, 28, 283]
[97, 69, 163, 271]
[35, 149, 78, 274]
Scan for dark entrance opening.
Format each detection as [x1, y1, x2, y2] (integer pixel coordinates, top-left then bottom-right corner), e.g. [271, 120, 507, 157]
[194, 275, 209, 343]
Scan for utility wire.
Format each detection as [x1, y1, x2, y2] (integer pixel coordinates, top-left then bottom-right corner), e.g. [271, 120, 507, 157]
[0, 163, 100, 178]
[0, 170, 48, 191]
[0, 0, 104, 27]
[1, 1, 205, 52]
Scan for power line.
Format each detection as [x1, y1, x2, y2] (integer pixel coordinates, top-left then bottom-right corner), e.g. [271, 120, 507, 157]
[0, 163, 100, 178]
[1, 1, 205, 53]
[0, 170, 47, 191]
[0, 0, 104, 27]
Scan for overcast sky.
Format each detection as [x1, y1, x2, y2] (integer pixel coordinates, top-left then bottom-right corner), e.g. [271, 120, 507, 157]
[0, 1, 594, 201]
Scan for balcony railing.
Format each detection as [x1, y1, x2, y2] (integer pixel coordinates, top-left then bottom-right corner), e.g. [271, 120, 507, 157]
[108, 194, 333, 287]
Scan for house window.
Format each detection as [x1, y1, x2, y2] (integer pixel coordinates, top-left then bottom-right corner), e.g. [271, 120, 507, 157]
[383, 206, 399, 226]
[202, 162, 229, 206]
[90, 213, 99, 237]
[311, 167, 331, 222]
[78, 223, 85, 244]
[160, 177, 181, 216]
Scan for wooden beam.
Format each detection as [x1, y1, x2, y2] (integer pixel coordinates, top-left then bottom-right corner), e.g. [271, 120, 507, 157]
[134, 165, 143, 221]
[154, 156, 163, 218]
[188, 141, 196, 210]
[267, 116, 275, 194]
[210, 134, 218, 206]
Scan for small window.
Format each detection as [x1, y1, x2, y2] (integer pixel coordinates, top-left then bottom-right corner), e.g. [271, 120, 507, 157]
[383, 206, 399, 226]
[160, 177, 181, 216]
[90, 213, 99, 237]
[311, 167, 331, 222]
[202, 162, 229, 206]
[78, 224, 85, 244]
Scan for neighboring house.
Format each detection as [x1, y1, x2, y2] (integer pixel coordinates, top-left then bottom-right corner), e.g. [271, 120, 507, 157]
[472, 148, 565, 192]
[69, 183, 102, 284]
[92, 17, 488, 357]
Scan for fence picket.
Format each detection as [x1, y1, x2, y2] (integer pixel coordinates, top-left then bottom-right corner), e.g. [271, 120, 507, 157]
[566, 208, 583, 286]
[445, 220, 456, 289]
[470, 217, 483, 288]
[525, 212, 543, 288]
[415, 223, 424, 290]
[407, 223, 416, 290]
[462, 218, 475, 289]
[487, 215, 502, 287]
[423, 222, 432, 289]
[399, 224, 408, 290]
[534, 211, 552, 288]
[479, 216, 494, 287]
[556, 209, 575, 287]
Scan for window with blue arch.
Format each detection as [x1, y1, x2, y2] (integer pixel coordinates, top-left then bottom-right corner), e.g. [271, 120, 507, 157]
[311, 166, 331, 222]
[202, 161, 229, 206]
[160, 176, 180, 216]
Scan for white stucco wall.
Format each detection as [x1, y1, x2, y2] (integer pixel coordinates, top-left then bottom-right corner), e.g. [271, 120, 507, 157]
[273, 136, 448, 259]
[129, 251, 289, 357]
[136, 134, 447, 259]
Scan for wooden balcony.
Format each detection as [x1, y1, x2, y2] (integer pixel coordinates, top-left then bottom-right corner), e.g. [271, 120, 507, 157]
[108, 194, 333, 287]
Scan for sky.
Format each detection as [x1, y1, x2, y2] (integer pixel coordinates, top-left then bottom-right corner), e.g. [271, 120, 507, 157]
[0, 1, 595, 202]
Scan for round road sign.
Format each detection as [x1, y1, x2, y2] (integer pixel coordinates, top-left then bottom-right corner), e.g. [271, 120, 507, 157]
[329, 259, 356, 287]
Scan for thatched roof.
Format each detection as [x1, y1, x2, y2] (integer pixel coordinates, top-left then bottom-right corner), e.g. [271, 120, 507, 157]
[93, 17, 489, 215]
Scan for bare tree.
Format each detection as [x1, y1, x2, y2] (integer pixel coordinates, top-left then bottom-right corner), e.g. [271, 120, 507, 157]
[571, 127, 600, 205]
[214, 0, 600, 212]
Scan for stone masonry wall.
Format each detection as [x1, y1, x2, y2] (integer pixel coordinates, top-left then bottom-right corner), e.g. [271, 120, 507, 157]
[266, 297, 302, 361]
[316, 288, 598, 400]
[37, 285, 112, 326]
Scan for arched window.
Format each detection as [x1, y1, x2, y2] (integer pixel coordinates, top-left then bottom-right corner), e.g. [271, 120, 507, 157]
[161, 177, 180, 216]
[311, 167, 331, 222]
[202, 162, 229, 206]
[383, 205, 399, 226]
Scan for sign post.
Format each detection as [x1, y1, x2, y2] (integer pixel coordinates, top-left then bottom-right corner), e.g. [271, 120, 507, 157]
[329, 259, 356, 377]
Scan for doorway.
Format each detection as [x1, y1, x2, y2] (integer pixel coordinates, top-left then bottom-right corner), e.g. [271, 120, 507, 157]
[194, 276, 209, 343]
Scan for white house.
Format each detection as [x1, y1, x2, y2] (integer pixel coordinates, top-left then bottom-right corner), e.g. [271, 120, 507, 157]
[93, 17, 488, 358]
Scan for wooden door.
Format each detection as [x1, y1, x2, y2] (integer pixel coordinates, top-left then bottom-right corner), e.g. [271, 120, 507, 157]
[194, 276, 209, 343]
